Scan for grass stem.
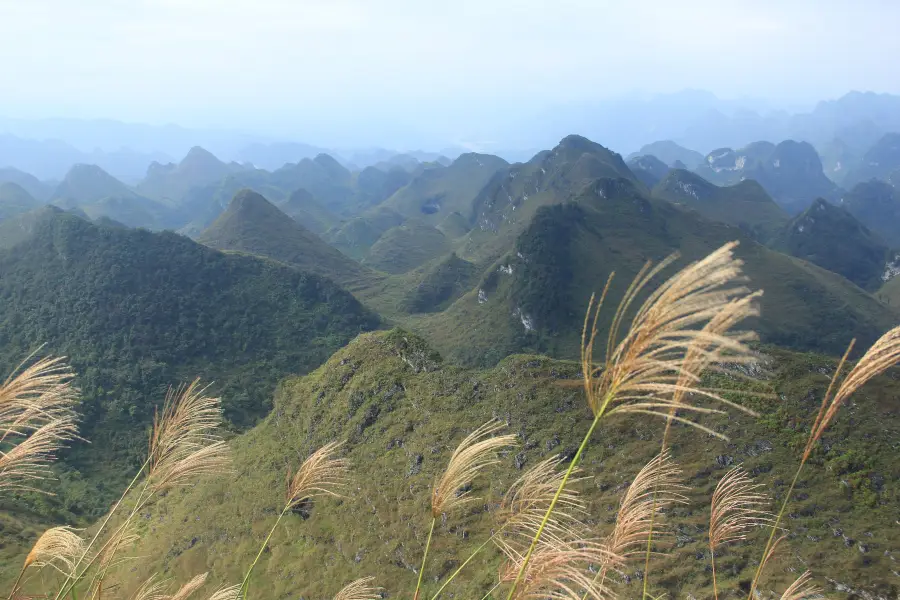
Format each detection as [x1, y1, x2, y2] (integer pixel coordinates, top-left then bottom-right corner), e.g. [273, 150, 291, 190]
[240, 505, 289, 600]
[504, 411, 602, 600]
[414, 518, 436, 600]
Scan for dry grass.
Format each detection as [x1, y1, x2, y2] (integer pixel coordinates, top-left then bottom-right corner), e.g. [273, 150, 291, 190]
[285, 440, 349, 509]
[332, 577, 382, 600]
[581, 242, 761, 438]
[0, 354, 79, 494]
[709, 467, 772, 598]
[148, 380, 231, 492]
[496, 455, 588, 552]
[779, 571, 821, 600]
[204, 584, 241, 600]
[607, 451, 686, 561]
[131, 576, 169, 600]
[805, 325, 900, 460]
[498, 540, 619, 600]
[167, 573, 208, 600]
[709, 467, 772, 549]
[431, 419, 517, 517]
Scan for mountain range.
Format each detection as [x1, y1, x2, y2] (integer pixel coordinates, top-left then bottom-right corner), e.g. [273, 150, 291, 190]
[3, 127, 900, 599]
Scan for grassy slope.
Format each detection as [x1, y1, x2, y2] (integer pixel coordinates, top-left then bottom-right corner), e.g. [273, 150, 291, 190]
[14, 331, 897, 599]
[415, 179, 898, 367]
[197, 189, 377, 289]
[652, 169, 788, 241]
[379, 153, 509, 226]
[771, 199, 889, 292]
[877, 275, 900, 307]
[277, 188, 338, 235]
[324, 207, 406, 260]
[362, 220, 453, 274]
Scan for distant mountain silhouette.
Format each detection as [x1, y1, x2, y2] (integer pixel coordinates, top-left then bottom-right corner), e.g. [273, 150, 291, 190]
[844, 133, 900, 187]
[0, 182, 40, 221]
[695, 140, 840, 213]
[628, 140, 705, 169]
[627, 154, 671, 187]
[137, 146, 243, 202]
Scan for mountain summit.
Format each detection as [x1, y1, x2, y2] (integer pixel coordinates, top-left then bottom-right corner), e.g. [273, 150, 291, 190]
[772, 198, 889, 290]
[197, 189, 373, 287]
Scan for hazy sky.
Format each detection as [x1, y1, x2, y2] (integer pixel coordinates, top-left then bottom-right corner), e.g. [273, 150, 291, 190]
[1, 0, 898, 147]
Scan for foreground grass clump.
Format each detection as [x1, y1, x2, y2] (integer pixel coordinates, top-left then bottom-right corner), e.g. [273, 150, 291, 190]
[6, 242, 900, 599]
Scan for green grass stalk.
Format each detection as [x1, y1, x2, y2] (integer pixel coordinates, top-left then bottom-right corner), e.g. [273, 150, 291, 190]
[413, 517, 436, 600]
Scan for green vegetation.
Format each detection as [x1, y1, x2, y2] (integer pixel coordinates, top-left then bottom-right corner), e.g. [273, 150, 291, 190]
[436, 211, 471, 239]
[197, 189, 375, 289]
[841, 179, 900, 246]
[324, 207, 406, 260]
[52, 164, 140, 205]
[771, 198, 889, 291]
[379, 153, 508, 226]
[0, 167, 53, 201]
[9, 327, 897, 599]
[0, 209, 379, 520]
[278, 187, 338, 235]
[402, 252, 479, 313]
[416, 178, 897, 366]
[0, 181, 40, 220]
[652, 169, 788, 241]
[362, 220, 453, 274]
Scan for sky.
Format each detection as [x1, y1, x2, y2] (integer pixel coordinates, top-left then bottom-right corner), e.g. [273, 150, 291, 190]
[0, 0, 898, 148]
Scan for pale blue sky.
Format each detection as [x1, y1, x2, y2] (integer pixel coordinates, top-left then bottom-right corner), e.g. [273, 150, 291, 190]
[0, 0, 898, 148]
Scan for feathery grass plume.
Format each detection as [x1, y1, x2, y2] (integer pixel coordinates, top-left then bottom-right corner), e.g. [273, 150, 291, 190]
[22, 526, 85, 574]
[749, 326, 900, 600]
[499, 540, 619, 600]
[779, 571, 821, 600]
[709, 467, 772, 599]
[805, 325, 900, 461]
[286, 440, 349, 508]
[54, 379, 228, 600]
[429, 456, 585, 600]
[431, 419, 517, 517]
[582, 242, 761, 435]
[204, 585, 240, 600]
[332, 577, 382, 600]
[88, 520, 141, 600]
[496, 455, 588, 549]
[414, 420, 516, 600]
[579, 452, 685, 600]
[0, 354, 80, 494]
[148, 380, 230, 492]
[607, 451, 686, 561]
[240, 441, 350, 600]
[167, 573, 208, 600]
[508, 242, 759, 600]
[7, 526, 85, 600]
[0, 416, 79, 493]
[131, 576, 169, 600]
[709, 467, 772, 549]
